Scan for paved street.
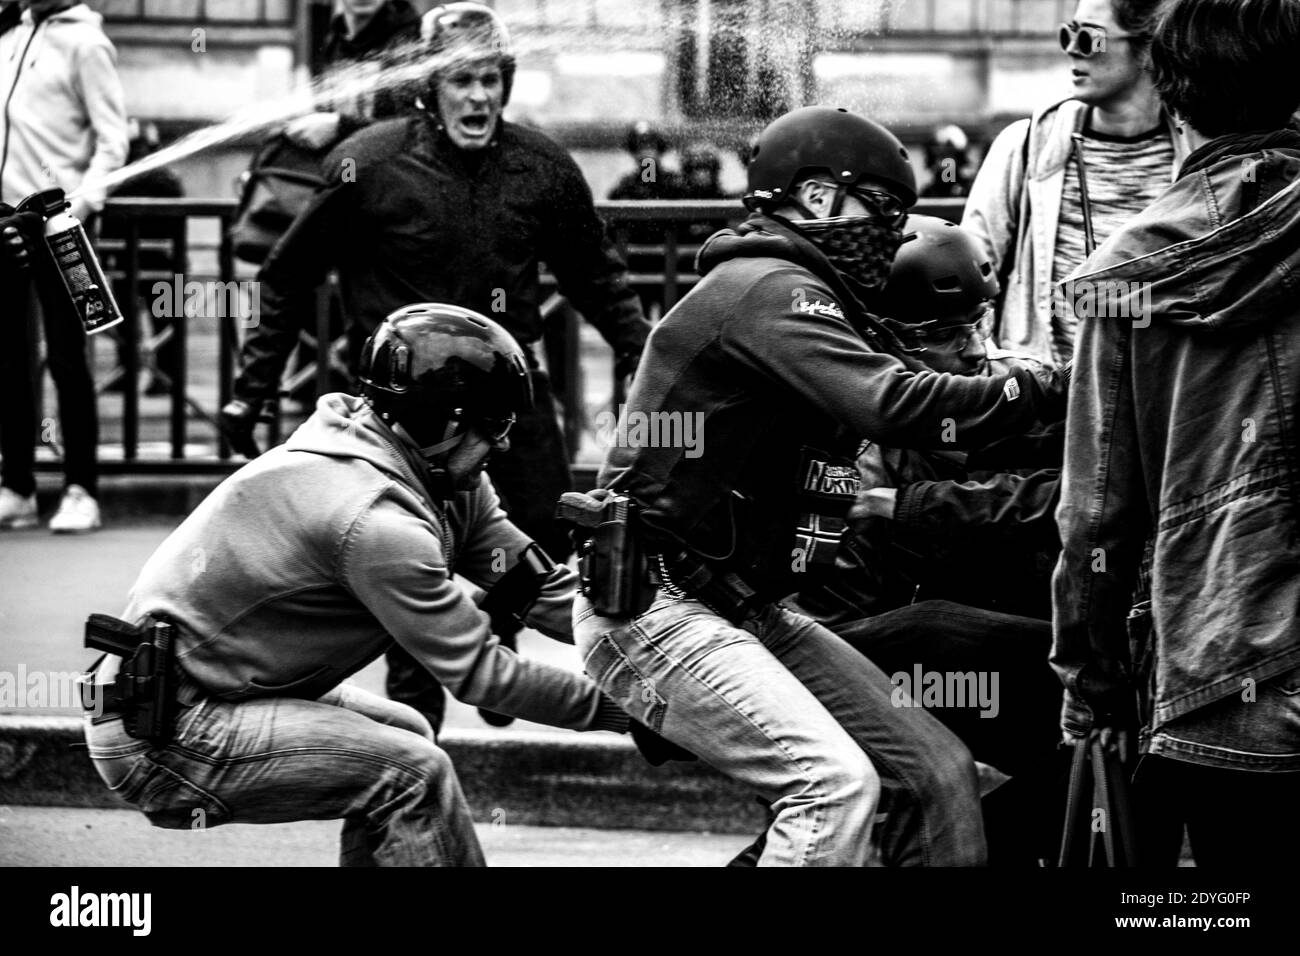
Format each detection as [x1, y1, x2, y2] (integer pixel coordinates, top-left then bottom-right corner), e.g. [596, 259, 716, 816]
[0, 807, 748, 867]
[0, 522, 751, 868]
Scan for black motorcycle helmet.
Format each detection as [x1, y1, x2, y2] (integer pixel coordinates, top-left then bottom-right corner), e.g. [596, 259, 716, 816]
[421, 2, 517, 106]
[878, 215, 999, 327]
[359, 303, 532, 455]
[744, 106, 918, 212]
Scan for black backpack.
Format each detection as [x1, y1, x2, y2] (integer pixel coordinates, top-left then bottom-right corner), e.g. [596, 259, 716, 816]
[228, 133, 327, 266]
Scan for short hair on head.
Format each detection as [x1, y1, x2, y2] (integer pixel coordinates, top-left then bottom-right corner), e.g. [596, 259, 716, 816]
[1151, 0, 1300, 136]
[1109, 0, 1166, 56]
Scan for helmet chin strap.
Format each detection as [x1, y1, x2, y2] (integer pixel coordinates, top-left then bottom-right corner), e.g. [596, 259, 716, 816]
[389, 419, 467, 502]
[392, 421, 466, 460]
[363, 395, 469, 464]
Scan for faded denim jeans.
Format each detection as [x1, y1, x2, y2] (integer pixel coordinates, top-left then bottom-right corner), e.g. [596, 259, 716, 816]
[83, 679, 484, 866]
[574, 592, 987, 866]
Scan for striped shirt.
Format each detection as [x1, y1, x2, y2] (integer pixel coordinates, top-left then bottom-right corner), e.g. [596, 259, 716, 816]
[1051, 124, 1175, 365]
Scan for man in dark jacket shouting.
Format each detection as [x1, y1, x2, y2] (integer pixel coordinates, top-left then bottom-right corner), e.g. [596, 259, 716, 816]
[85, 305, 629, 866]
[576, 106, 1068, 866]
[222, 2, 650, 732]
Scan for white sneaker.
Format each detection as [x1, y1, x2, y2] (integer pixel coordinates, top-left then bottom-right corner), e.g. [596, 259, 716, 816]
[0, 486, 38, 529]
[48, 484, 102, 534]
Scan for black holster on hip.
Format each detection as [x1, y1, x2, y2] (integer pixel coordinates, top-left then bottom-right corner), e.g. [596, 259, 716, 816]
[557, 490, 657, 618]
[557, 490, 767, 625]
[83, 613, 179, 745]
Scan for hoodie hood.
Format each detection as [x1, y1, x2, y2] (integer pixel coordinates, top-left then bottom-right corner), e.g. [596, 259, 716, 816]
[285, 393, 437, 497]
[0, 2, 126, 210]
[697, 214, 813, 277]
[697, 213, 918, 361]
[1063, 143, 1300, 333]
[21, 3, 101, 28]
[698, 214, 879, 315]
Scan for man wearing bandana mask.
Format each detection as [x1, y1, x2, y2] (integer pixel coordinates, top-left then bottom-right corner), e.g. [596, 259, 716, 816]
[574, 106, 1069, 866]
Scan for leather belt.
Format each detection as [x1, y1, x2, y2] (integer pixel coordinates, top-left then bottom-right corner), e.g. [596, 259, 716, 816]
[648, 550, 767, 624]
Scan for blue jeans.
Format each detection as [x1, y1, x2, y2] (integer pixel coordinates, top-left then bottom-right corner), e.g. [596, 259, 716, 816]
[574, 592, 987, 866]
[83, 680, 485, 867]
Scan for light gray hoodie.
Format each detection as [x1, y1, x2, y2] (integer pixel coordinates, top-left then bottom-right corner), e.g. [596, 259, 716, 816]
[0, 2, 127, 211]
[122, 393, 626, 733]
[962, 98, 1189, 366]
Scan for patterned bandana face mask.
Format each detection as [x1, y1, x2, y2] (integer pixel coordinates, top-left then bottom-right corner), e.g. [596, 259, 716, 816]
[793, 216, 905, 293]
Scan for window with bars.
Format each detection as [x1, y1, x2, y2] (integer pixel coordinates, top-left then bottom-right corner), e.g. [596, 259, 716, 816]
[96, 0, 296, 25]
[669, 0, 1076, 120]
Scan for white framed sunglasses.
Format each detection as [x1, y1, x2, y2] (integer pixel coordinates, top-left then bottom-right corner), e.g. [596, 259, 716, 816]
[1059, 21, 1145, 57]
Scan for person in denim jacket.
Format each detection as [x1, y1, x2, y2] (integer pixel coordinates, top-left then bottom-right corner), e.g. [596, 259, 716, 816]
[1052, 0, 1300, 865]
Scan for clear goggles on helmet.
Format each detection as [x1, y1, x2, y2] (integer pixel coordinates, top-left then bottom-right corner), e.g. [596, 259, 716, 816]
[1058, 21, 1145, 58]
[811, 181, 908, 228]
[439, 407, 516, 446]
[900, 303, 994, 351]
[846, 184, 908, 228]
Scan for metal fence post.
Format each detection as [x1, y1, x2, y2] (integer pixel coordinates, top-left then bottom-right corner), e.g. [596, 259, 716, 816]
[170, 212, 189, 458]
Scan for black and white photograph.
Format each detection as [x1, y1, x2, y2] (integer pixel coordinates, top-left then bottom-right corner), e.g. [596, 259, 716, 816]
[0, 0, 1293, 929]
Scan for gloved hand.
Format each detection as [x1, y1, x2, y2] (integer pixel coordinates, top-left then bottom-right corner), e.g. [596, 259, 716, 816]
[854, 441, 898, 491]
[848, 487, 898, 525]
[1061, 724, 1135, 767]
[218, 398, 264, 459]
[0, 207, 42, 272]
[628, 718, 697, 766]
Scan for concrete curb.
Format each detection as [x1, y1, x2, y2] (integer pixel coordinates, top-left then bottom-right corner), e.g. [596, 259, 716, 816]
[35, 466, 602, 520]
[0, 716, 762, 834]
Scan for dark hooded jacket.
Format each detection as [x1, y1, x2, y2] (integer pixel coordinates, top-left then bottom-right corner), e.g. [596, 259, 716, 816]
[1053, 130, 1300, 737]
[599, 214, 1066, 600]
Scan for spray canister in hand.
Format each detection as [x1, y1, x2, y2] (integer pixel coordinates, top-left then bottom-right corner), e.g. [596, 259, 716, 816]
[16, 187, 123, 335]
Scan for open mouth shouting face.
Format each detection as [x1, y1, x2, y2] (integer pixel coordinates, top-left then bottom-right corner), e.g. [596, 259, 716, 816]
[435, 59, 505, 152]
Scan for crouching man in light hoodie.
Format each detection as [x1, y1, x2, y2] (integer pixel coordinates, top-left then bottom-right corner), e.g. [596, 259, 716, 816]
[83, 305, 632, 866]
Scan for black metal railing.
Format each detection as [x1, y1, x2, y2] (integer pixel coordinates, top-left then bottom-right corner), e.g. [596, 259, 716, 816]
[35, 195, 963, 476]
[93, 197, 241, 469]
